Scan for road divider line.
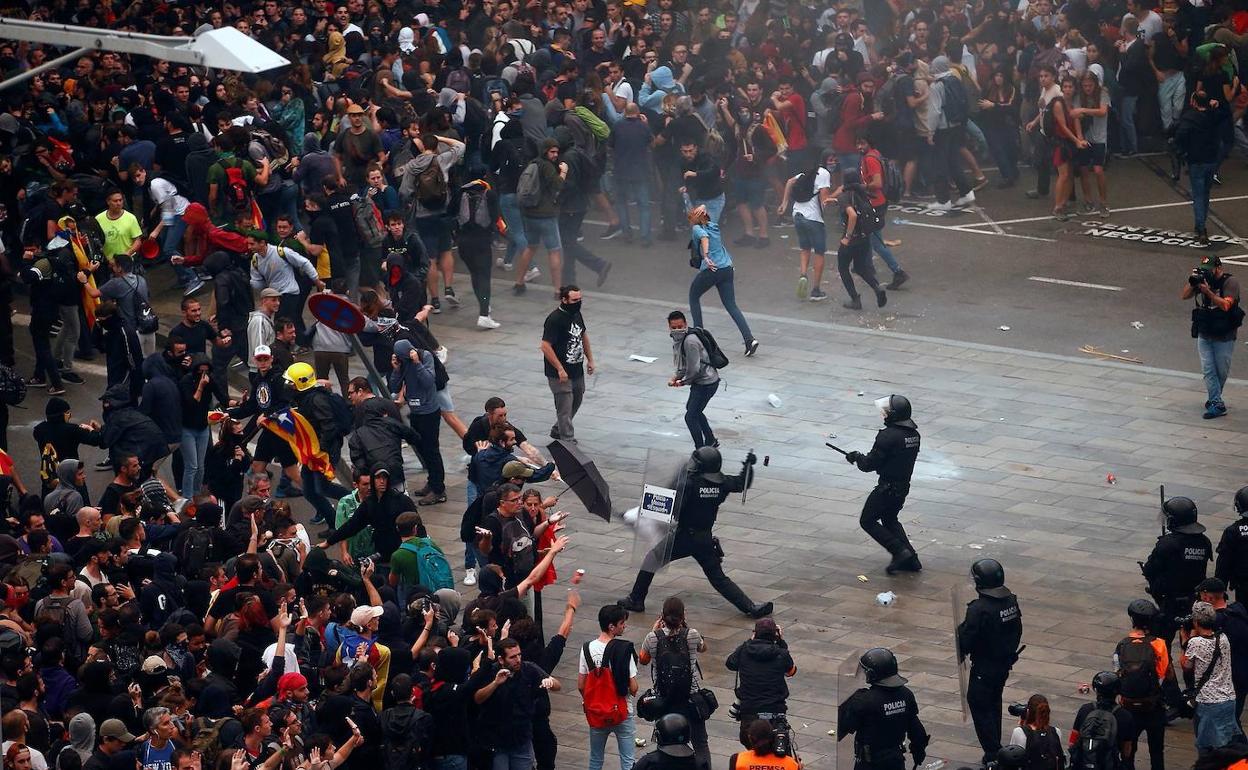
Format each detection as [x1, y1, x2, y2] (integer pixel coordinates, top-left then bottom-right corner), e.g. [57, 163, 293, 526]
[954, 194, 1248, 229]
[1027, 276, 1124, 291]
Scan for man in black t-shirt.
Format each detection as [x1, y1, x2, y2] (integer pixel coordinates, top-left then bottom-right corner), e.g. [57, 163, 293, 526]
[469, 639, 560, 768]
[98, 455, 141, 518]
[539, 286, 595, 442]
[167, 296, 220, 355]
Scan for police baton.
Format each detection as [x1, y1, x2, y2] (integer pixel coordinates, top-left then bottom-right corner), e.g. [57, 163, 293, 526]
[1159, 483, 1166, 538]
[825, 442, 848, 456]
[741, 449, 765, 504]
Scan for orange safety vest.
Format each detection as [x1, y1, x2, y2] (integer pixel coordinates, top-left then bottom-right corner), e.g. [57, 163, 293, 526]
[729, 750, 801, 770]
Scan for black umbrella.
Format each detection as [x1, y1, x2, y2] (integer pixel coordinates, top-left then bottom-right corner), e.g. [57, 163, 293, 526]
[547, 439, 613, 521]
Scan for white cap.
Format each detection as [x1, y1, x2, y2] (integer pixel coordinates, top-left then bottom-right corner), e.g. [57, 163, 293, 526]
[253, 345, 272, 359]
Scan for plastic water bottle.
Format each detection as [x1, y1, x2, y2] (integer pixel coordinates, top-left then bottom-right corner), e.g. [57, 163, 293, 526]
[767, 393, 783, 408]
[875, 591, 897, 606]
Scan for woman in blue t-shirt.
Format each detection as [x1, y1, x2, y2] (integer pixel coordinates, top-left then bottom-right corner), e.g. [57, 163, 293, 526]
[687, 204, 759, 357]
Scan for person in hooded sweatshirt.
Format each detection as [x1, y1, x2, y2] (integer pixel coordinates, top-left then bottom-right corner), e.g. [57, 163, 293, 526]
[322, 465, 416, 575]
[99, 383, 169, 476]
[293, 133, 337, 199]
[139, 554, 184, 628]
[424, 647, 474, 768]
[33, 398, 103, 495]
[184, 132, 217, 207]
[139, 342, 186, 480]
[379, 674, 434, 764]
[348, 400, 421, 481]
[44, 460, 85, 523]
[389, 339, 445, 505]
[725, 618, 797, 745]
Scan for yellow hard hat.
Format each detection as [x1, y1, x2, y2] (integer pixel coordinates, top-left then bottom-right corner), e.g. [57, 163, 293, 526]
[284, 362, 317, 392]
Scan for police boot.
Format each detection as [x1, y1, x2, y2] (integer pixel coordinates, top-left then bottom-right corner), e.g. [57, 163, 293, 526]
[618, 571, 654, 613]
[886, 547, 918, 575]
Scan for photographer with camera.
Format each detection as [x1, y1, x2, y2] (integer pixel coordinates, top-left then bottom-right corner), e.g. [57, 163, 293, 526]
[1113, 600, 1176, 770]
[1180, 601, 1243, 752]
[726, 619, 796, 750]
[837, 647, 929, 770]
[618, 447, 772, 619]
[1181, 255, 1242, 420]
[1004, 695, 1064, 769]
[1195, 578, 1248, 721]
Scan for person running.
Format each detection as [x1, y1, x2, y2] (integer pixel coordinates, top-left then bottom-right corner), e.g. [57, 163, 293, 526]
[778, 161, 833, 303]
[835, 169, 887, 311]
[686, 203, 758, 358]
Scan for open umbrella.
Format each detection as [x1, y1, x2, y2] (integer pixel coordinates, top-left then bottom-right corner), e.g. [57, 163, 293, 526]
[547, 439, 612, 520]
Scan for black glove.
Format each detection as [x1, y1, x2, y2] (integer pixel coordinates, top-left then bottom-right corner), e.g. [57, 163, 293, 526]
[745, 451, 757, 466]
[845, 451, 860, 464]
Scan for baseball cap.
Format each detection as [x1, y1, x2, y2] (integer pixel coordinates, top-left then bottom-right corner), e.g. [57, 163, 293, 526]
[253, 344, 272, 359]
[1201, 255, 1222, 269]
[1198, 577, 1227, 595]
[260, 287, 282, 299]
[346, 103, 366, 114]
[141, 655, 169, 675]
[99, 719, 137, 744]
[350, 605, 384, 627]
[753, 617, 779, 639]
[501, 460, 534, 479]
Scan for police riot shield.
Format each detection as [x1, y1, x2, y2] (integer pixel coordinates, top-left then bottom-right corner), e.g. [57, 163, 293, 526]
[630, 450, 687, 569]
[836, 652, 867, 770]
[951, 582, 972, 722]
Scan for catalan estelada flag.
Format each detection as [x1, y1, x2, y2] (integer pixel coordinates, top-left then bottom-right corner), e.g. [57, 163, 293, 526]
[259, 408, 334, 480]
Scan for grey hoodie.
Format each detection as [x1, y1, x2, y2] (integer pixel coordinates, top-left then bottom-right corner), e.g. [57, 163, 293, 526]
[672, 329, 719, 386]
[43, 460, 84, 519]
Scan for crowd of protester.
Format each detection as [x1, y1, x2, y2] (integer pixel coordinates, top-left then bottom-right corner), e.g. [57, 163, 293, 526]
[0, 0, 1242, 766]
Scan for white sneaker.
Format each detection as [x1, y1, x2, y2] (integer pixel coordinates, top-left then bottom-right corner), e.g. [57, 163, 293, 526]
[925, 201, 953, 211]
[953, 191, 976, 207]
[524, 266, 541, 282]
[463, 568, 477, 586]
[477, 315, 501, 330]
[435, 346, 449, 364]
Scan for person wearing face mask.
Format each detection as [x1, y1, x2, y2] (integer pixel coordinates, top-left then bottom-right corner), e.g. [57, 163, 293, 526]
[843, 394, 922, 574]
[666, 310, 720, 449]
[541, 286, 595, 443]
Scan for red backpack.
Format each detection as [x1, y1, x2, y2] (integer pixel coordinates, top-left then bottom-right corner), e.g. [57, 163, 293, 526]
[221, 158, 252, 214]
[581, 641, 628, 728]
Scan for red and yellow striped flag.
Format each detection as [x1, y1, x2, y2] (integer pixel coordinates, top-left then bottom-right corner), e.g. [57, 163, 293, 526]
[258, 408, 334, 479]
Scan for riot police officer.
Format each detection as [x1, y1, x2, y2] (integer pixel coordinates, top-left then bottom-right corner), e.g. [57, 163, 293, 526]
[958, 558, 1024, 767]
[1142, 496, 1212, 645]
[1215, 486, 1248, 595]
[619, 446, 773, 618]
[633, 714, 698, 770]
[838, 648, 929, 770]
[845, 395, 921, 573]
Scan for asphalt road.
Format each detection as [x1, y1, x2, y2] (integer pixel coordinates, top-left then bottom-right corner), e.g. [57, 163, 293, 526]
[556, 152, 1248, 373]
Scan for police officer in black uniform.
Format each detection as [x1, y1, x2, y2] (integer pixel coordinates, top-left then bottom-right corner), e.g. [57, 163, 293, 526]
[1142, 496, 1212, 646]
[957, 558, 1024, 767]
[838, 647, 930, 770]
[619, 446, 773, 618]
[845, 395, 922, 573]
[1215, 486, 1248, 596]
[633, 714, 697, 770]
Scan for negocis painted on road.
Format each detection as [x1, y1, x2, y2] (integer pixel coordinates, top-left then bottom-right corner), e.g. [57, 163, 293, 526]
[1078, 221, 1240, 249]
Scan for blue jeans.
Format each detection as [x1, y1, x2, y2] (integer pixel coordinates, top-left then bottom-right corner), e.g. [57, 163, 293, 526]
[613, 176, 652, 239]
[685, 381, 719, 448]
[161, 215, 197, 287]
[499, 192, 527, 264]
[466, 479, 479, 507]
[180, 426, 210, 496]
[689, 267, 753, 344]
[491, 742, 534, 770]
[1198, 336, 1235, 407]
[1194, 698, 1243, 751]
[691, 194, 726, 225]
[301, 467, 350, 522]
[1159, 72, 1186, 130]
[1119, 95, 1139, 155]
[432, 756, 467, 770]
[1189, 161, 1217, 232]
[589, 717, 636, 770]
[464, 542, 489, 570]
[871, 230, 901, 273]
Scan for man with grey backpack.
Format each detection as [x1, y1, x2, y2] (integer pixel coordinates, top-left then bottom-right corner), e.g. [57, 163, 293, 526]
[666, 311, 721, 450]
[1068, 672, 1134, 770]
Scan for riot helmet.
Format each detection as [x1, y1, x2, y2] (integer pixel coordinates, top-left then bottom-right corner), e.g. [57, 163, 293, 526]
[1163, 496, 1205, 534]
[1091, 671, 1120, 700]
[689, 446, 726, 483]
[655, 714, 694, 757]
[874, 394, 916, 429]
[996, 745, 1027, 770]
[860, 647, 907, 687]
[970, 558, 1010, 598]
[1127, 598, 1158, 627]
[1236, 486, 1248, 516]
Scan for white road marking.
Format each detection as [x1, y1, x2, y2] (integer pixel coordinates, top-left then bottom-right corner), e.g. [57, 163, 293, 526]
[894, 218, 1056, 242]
[1027, 276, 1125, 291]
[954, 194, 1248, 229]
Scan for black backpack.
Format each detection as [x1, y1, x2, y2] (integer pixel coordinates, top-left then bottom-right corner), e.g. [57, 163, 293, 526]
[653, 628, 694, 705]
[791, 168, 820, 203]
[379, 706, 431, 770]
[179, 527, 215, 578]
[1021, 725, 1065, 770]
[851, 191, 884, 234]
[0, 364, 26, 406]
[941, 76, 969, 125]
[1115, 636, 1161, 705]
[1070, 706, 1118, 770]
[689, 327, 729, 370]
[325, 391, 354, 435]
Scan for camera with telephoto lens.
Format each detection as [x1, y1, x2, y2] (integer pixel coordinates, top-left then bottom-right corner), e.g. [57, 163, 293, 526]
[359, 552, 382, 572]
[1190, 267, 1214, 288]
[1007, 703, 1027, 717]
[773, 729, 791, 758]
[1176, 614, 1195, 632]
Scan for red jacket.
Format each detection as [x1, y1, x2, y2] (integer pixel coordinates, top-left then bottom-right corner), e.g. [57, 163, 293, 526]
[832, 87, 871, 153]
[180, 203, 248, 266]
